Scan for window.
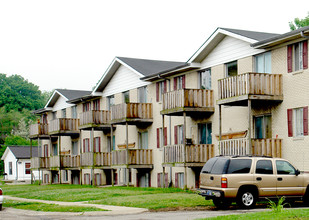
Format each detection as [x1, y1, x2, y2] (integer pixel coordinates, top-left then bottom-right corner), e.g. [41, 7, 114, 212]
[255, 52, 271, 73]
[157, 127, 167, 148]
[9, 162, 12, 175]
[199, 69, 211, 90]
[227, 159, 252, 174]
[83, 138, 90, 153]
[157, 173, 168, 188]
[256, 160, 273, 174]
[71, 106, 77, 119]
[156, 80, 167, 102]
[174, 125, 183, 144]
[198, 123, 212, 144]
[61, 109, 66, 118]
[139, 131, 148, 149]
[254, 115, 272, 139]
[138, 86, 147, 103]
[63, 170, 68, 182]
[226, 61, 237, 77]
[287, 41, 308, 72]
[72, 141, 78, 155]
[276, 160, 296, 175]
[287, 107, 308, 137]
[52, 142, 58, 156]
[94, 137, 101, 152]
[107, 135, 115, 151]
[175, 172, 184, 188]
[52, 111, 57, 120]
[107, 95, 114, 111]
[93, 99, 100, 110]
[173, 75, 185, 90]
[123, 91, 130, 103]
[84, 173, 91, 185]
[43, 144, 49, 157]
[25, 163, 31, 175]
[83, 102, 91, 112]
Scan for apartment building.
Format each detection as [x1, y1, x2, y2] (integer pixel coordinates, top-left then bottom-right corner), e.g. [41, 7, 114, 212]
[30, 26, 309, 189]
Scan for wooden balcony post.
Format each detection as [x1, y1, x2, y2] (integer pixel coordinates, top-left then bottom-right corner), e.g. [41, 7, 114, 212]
[91, 127, 94, 186]
[59, 136, 62, 184]
[183, 112, 187, 189]
[219, 104, 222, 153]
[126, 122, 129, 186]
[248, 99, 252, 155]
[162, 114, 165, 188]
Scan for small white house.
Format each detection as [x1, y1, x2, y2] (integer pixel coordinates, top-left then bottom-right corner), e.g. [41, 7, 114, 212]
[1, 146, 40, 182]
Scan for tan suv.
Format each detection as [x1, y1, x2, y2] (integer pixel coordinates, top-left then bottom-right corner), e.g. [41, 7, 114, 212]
[199, 156, 309, 209]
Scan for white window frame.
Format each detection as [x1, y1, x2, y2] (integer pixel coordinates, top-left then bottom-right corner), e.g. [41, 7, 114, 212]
[199, 69, 211, 90]
[294, 108, 304, 137]
[255, 52, 271, 73]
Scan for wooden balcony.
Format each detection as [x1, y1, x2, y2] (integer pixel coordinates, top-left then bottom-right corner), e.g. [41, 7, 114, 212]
[161, 89, 214, 116]
[79, 110, 111, 130]
[219, 138, 282, 157]
[111, 149, 153, 168]
[80, 152, 111, 167]
[31, 157, 40, 169]
[29, 123, 49, 139]
[111, 103, 153, 125]
[163, 144, 214, 167]
[48, 118, 80, 136]
[60, 155, 81, 168]
[217, 73, 283, 106]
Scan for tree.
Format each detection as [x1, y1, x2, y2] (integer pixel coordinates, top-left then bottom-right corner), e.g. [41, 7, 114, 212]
[289, 12, 309, 30]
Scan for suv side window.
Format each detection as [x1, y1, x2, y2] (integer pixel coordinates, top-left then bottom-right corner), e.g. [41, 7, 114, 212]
[201, 157, 218, 173]
[276, 160, 296, 175]
[256, 160, 273, 174]
[227, 159, 252, 174]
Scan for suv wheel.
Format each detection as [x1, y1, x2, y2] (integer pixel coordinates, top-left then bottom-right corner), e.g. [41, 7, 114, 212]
[212, 198, 231, 209]
[237, 190, 256, 208]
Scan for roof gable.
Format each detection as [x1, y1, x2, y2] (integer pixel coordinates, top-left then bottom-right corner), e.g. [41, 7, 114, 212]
[188, 27, 279, 63]
[1, 146, 38, 160]
[45, 89, 91, 108]
[93, 57, 187, 93]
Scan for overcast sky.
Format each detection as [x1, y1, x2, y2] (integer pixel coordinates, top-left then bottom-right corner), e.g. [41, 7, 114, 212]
[0, 0, 308, 92]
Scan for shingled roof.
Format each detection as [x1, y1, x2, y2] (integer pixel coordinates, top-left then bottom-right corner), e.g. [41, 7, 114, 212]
[7, 146, 38, 159]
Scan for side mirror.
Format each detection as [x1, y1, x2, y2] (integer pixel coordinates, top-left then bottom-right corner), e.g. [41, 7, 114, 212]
[295, 169, 300, 176]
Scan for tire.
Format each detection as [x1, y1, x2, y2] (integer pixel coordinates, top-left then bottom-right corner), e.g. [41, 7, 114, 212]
[237, 190, 256, 209]
[303, 188, 309, 206]
[212, 198, 231, 209]
[0, 204, 2, 211]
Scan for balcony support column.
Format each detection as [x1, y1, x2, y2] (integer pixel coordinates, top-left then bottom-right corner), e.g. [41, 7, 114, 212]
[126, 122, 129, 187]
[30, 139, 33, 184]
[38, 138, 41, 185]
[219, 104, 222, 154]
[248, 99, 252, 155]
[91, 128, 94, 186]
[162, 115, 165, 188]
[183, 111, 187, 189]
[59, 136, 62, 184]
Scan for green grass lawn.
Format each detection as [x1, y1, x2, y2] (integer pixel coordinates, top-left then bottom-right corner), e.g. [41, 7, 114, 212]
[202, 208, 309, 220]
[4, 199, 106, 212]
[1, 184, 211, 210]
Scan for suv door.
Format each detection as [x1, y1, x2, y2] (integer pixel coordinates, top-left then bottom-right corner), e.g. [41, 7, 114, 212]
[254, 159, 277, 197]
[275, 160, 305, 196]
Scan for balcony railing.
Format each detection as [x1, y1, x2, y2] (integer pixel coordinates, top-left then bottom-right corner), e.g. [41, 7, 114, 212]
[163, 144, 214, 165]
[60, 155, 81, 168]
[218, 72, 283, 102]
[79, 110, 111, 128]
[31, 157, 40, 169]
[162, 89, 214, 115]
[48, 118, 79, 134]
[80, 152, 111, 167]
[219, 138, 282, 157]
[112, 149, 153, 166]
[29, 123, 49, 138]
[111, 103, 153, 124]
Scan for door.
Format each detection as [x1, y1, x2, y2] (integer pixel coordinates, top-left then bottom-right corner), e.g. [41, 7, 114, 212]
[275, 160, 305, 196]
[254, 159, 277, 197]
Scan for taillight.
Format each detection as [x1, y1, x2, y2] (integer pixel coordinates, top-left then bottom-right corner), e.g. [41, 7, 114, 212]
[0, 189, 2, 195]
[221, 177, 228, 188]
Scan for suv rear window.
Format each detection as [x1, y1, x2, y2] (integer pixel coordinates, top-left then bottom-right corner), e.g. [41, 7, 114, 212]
[227, 159, 252, 174]
[201, 157, 229, 174]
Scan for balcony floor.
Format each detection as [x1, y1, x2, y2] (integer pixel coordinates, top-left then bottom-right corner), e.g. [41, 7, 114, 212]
[160, 107, 214, 117]
[217, 94, 283, 106]
[79, 123, 111, 131]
